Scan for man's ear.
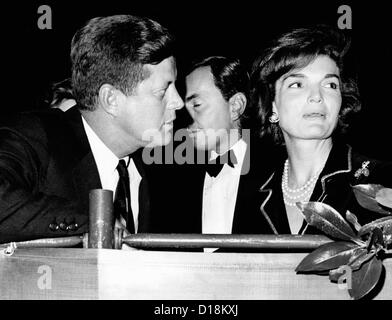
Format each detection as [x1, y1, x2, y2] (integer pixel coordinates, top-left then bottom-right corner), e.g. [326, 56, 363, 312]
[229, 92, 247, 122]
[98, 84, 120, 116]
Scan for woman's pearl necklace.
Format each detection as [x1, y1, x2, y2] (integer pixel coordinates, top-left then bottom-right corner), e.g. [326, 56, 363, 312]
[282, 160, 321, 207]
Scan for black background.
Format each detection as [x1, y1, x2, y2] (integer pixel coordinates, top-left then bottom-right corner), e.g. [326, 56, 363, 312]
[2, 0, 391, 160]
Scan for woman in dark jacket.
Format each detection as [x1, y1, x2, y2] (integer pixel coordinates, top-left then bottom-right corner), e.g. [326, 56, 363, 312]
[249, 25, 392, 236]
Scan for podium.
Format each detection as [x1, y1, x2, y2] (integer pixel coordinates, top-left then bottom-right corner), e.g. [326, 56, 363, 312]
[1, 248, 391, 299]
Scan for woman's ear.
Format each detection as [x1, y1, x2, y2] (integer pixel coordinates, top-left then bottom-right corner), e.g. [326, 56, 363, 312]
[229, 92, 247, 122]
[98, 84, 120, 116]
[272, 101, 278, 116]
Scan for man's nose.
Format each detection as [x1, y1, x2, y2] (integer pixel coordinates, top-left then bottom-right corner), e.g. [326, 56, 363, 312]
[168, 88, 184, 110]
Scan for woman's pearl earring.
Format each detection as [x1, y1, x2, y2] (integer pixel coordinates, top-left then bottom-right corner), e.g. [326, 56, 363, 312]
[269, 112, 279, 123]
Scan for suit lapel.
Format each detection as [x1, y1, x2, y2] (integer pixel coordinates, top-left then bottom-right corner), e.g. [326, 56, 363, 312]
[72, 152, 102, 215]
[300, 142, 352, 234]
[132, 149, 152, 233]
[64, 107, 102, 215]
[258, 166, 291, 234]
[232, 143, 267, 233]
[317, 143, 352, 202]
[232, 140, 290, 234]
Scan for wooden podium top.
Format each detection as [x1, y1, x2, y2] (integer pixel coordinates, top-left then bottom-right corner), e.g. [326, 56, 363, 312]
[1, 248, 391, 299]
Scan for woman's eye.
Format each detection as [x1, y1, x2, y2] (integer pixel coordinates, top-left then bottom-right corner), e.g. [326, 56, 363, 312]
[325, 82, 339, 89]
[288, 82, 302, 88]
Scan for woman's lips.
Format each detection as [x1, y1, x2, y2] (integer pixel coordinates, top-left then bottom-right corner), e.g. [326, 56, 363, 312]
[303, 112, 326, 119]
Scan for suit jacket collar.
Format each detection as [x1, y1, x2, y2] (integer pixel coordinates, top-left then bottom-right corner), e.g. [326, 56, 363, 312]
[64, 107, 94, 162]
[317, 142, 352, 201]
[258, 162, 291, 234]
[64, 107, 102, 215]
[132, 148, 152, 232]
[231, 138, 286, 234]
[259, 141, 353, 234]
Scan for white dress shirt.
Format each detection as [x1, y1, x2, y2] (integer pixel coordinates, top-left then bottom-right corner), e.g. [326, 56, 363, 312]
[202, 138, 247, 251]
[82, 116, 142, 232]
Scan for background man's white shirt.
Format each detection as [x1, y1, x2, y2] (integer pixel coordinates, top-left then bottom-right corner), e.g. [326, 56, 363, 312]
[202, 138, 247, 251]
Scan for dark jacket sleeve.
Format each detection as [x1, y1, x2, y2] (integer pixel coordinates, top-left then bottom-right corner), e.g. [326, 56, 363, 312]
[0, 118, 88, 243]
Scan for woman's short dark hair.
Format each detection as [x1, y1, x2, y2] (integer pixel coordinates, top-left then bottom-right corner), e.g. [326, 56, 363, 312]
[187, 56, 250, 128]
[71, 14, 175, 110]
[249, 25, 361, 144]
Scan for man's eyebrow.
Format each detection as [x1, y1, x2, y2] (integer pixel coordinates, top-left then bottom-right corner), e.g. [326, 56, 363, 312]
[155, 80, 172, 90]
[185, 93, 199, 102]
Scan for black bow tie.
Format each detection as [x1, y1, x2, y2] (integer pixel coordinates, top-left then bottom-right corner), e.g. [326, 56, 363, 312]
[205, 149, 238, 177]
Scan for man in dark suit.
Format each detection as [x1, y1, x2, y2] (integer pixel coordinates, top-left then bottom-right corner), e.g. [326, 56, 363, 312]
[0, 15, 184, 243]
[153, 56, 277, 248]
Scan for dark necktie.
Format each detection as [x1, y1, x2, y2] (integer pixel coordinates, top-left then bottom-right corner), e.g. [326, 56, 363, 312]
[114, 159, 135, 233]
[205, 149, 238, 177]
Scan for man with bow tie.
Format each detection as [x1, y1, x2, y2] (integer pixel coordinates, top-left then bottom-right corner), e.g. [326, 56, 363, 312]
[171, 56, 277, 251]
[184, 56, 250, 240]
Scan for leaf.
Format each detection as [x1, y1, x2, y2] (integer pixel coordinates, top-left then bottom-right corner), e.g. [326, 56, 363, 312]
[296, 241, 359, 272]
[297, 202, 358, 241]
[330, 248, 375, 283]
[366, 227, 385, 250]
[348, 256, 383, 300]
[358, 216, 392, 237]
[352, 184, 391, 215]
[347, 248, 375, 271]
[346, 210, 362, 232]
[384, 234, 392, 247]
[376, 188, 392, 209]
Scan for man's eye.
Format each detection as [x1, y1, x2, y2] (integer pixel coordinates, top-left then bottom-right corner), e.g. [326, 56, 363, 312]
[193, 104, 201, 108]
[156, 89, 167, 98]
[288, 82, 302, 88]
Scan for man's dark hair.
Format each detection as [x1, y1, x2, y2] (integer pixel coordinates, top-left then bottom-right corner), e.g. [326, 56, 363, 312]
[187, 56, 250, 128]
[249, 25, 361, 144]
[71, 14, 175, 110]
[45, 78, 74, 108]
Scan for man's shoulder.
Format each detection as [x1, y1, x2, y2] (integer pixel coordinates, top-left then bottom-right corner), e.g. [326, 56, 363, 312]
[0, 108, 66, 133]
[0, 108, 84, 158]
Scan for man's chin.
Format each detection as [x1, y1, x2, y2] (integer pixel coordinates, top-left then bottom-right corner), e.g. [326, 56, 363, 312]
[147, 133, 172, 148]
